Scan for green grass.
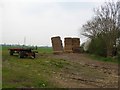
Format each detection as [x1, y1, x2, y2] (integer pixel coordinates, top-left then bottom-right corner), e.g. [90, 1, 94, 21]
[89, 54, 119, 63]
[2, 46, 53, 54]
[2, 46, 118, 88]
[2, 46, 70, 88]
[0, 45, 2, 89]
[37, 47, 52, 54]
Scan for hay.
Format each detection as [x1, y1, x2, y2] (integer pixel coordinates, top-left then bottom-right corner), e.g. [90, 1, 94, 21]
[51, 36, 80, 53]
[51, 36, 63, 54]
[64, 37, 80, 53]
[64, 38, 73, 53]
[72, 38, 80, 53]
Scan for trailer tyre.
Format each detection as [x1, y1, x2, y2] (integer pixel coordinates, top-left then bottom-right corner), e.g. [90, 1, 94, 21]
[33, 52, 35, 58]
[10, 50, 14, 55]
[19, 51, 24, 58]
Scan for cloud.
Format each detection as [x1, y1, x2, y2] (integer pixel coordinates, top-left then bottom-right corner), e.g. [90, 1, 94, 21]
[1, 2, 104, 46]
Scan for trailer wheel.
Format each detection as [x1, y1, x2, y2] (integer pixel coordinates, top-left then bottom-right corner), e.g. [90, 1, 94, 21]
[10, 50, 14, 55]
[19, 51, 24, 58]
[33, 52, 35, 58]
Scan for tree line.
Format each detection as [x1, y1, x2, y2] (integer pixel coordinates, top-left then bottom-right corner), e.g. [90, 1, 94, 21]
[82, 1, 120, 58]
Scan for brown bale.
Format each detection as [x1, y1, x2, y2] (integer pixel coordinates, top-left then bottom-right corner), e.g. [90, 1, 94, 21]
[72, 38, 80, 53]
[72, 38, 80, 42]
[72, 38, 80, 44]
[64, 37, 73, 53]
[64, 37, 80, 53]
[51, 36, 63, 54]
[64, 38, 72, 43]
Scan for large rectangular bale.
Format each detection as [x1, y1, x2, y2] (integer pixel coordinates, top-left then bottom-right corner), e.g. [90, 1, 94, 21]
[72, 38, 80, 46]
[64, 46, 73, 52]
[65, 38, 72, 43]
[72, 38, 80, 44]
[51, 36, 63, 54]
[72, 38, 80, 53]
[64, 37, 73, 53]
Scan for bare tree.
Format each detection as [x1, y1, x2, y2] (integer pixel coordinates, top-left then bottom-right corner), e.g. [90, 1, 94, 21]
[82, 1, 120, 57]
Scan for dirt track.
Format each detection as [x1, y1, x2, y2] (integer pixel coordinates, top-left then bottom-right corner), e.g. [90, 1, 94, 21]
[42, 53, 118, 88]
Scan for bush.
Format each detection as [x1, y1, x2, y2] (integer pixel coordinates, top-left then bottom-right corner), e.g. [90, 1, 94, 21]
[88, 36, 107, 57]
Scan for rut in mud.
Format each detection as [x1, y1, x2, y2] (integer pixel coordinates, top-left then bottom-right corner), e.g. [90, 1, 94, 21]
[41, 53, 118, 88]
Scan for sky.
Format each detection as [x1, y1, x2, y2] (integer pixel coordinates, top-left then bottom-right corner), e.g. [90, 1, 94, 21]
[0, 0, 116, 46]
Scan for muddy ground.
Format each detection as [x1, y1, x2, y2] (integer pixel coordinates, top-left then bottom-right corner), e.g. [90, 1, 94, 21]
[40, 53, 119, 88]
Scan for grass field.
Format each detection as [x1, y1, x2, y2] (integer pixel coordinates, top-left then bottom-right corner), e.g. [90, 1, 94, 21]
[2, 46, 118, 88]
[2, 46, 67, 88]
[0, 46, 2, 89]
[89, 54, 119, 63]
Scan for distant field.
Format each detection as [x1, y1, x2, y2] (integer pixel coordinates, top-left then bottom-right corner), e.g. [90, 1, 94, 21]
[2, 46, 53, 53]
[2, 46, 118, 88]
[37, 47, 52, 54]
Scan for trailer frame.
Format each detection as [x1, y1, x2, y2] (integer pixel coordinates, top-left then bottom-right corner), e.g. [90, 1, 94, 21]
[8, 48, 38, 58]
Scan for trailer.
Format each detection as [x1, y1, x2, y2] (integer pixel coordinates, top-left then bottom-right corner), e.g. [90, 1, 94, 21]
[8, 48, 38, 58]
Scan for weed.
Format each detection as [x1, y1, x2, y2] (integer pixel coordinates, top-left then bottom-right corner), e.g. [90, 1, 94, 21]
[89, 54, 118, 63]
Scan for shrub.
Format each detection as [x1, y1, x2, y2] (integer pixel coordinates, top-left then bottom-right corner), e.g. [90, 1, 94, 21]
[88, 36, 107, 57]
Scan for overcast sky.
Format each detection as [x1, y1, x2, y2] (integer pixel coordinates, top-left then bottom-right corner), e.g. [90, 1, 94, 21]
[0, 0, 116, 46]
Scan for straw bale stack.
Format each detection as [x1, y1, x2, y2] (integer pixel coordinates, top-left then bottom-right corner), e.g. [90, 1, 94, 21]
[72, 38, 80, 53]
[64, 37, 80, 53]
[51, 36, 63, 54]
[64, 37, 73, 53]
[72, 38, 80, 48]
